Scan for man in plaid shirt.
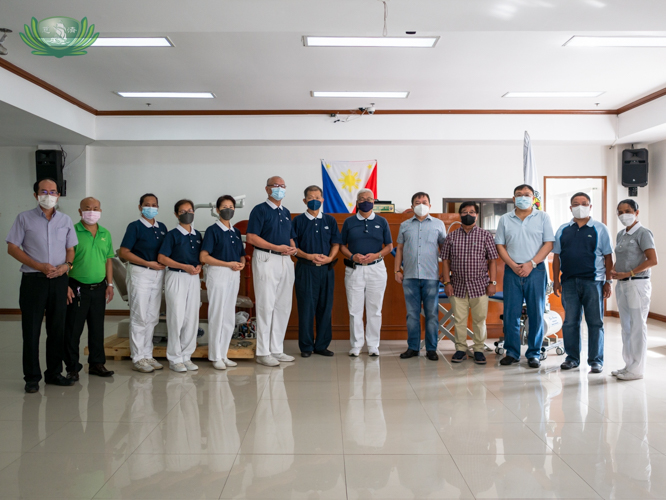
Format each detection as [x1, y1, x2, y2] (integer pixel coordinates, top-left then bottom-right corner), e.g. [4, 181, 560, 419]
[440, 202, 498, 364]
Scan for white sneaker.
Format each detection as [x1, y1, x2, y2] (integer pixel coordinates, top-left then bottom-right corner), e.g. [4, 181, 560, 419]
[212, 360, 227, 370]
[147, 358, 164, 370]
[183, 360, 199, 371]
[132, 359, 154, 373]
[368, 347, 380, 357]
[611, 368, 628, 377]
[223, 358, 237, 367]
[169, 362, 187, 373]
[349, 348, 361, 357]
[273, 353, 295, 362]
[617, 371, 643, 381]
[256, 355, 280, 367]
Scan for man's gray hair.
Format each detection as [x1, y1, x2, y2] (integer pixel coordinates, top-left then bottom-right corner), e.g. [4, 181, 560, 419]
[356, 188, 374, 200]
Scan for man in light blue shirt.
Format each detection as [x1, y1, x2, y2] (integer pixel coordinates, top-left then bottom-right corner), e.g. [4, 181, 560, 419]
[395, 192, 446, 360]
[495, 184, 555, 368]
[552, 192, 613, 373]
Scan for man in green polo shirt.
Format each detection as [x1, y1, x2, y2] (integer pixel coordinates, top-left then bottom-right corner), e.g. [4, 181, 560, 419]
[64, 197, 116, 379]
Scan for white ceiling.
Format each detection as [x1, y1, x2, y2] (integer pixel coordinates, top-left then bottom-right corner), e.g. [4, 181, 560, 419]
[0, 102, 92, 146]
[3, 1, 666, 111]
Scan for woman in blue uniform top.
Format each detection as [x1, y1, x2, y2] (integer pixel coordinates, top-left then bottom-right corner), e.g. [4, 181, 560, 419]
[157, 199, 203, 373]
[200, 195, 246, 370]
[119, 193, 168, 373]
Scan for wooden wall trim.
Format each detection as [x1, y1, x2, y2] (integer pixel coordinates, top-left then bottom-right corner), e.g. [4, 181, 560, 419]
[606, 310, 620, 318]
[649, 312, 666, 323]
[616, 87, 666, 115]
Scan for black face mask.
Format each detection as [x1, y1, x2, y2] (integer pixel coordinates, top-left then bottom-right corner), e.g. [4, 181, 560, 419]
[178, 213, 194, 224]
[461, 214, 476, 226]
[219, 208, 234, 221]
[358, 201, 374, 213]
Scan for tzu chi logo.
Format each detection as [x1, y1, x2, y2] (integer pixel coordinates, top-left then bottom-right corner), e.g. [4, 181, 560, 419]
[20, 17, 99, 57]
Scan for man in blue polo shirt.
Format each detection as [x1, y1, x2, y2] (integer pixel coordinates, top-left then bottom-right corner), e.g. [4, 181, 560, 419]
[495, 184, 555, 368]
[340, 188, 393, 357]
[292, 185, 342, 357]
[553, 192, 613, 373]
[246, 176, 298, 367]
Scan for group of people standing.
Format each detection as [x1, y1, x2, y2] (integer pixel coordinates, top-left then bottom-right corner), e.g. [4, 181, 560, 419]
[5, 176, 658, 394]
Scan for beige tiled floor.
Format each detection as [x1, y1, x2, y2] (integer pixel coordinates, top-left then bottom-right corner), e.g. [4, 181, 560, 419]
[0, 316, 665, 498]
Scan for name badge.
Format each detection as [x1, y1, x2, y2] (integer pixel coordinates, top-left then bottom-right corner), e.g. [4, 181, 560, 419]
[375, 225, 380, 229]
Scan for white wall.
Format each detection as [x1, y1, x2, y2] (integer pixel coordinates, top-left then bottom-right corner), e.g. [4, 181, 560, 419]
[648, 140, 666, 316]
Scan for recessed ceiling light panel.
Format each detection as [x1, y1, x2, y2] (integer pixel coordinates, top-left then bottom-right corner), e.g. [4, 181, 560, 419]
[565, 36, 666, 47]
[303, 36, 438, 48]
[503, 91, 605, 98]
[115, 91, 215, 98]
[93, 37, 173, 47]
[311, 91, 409, 98]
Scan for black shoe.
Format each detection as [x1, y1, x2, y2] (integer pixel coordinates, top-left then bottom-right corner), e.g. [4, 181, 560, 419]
[314, 349, 334, 357]
[44, 374, 75, 386]
[500, 355, 519, 366]
[474, 352, 487, 364]
[560, 360, 579, 370]
[400, 348, 420, 359]
[451, 351, 467, 363]
[24, 382, 39, 394]
[528, 358, 541, 368]
[426, 351, 439, 361]
[66, 371, 79, 381]
[89, 364, 114, 377]
[590, 363, 603, 373]
[301, 351, 312, 358]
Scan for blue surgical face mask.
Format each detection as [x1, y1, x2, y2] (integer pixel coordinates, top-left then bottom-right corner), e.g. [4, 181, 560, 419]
[358, 201, 374, 213]
[271, 187, 286, 201]
[307, 199, 322, 211]
[142, 207, 158, 219]
[515, 196, 533, 210]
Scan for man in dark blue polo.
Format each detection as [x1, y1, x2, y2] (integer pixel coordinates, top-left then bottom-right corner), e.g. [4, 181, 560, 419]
[6, 178, 78, 393]
[292, 185, 341, 357]
[553, 192, 613, 373]
[246, 176, 298, 367]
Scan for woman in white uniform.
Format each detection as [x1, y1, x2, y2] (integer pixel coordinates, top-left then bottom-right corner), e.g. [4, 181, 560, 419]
[158, 199, 203, 373]
[119, 194, 168, 373]
[610, 199, 658, 380]
[200, 195, 246, 370]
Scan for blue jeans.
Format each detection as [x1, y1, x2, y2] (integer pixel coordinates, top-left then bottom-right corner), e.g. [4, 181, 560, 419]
[503, 263, 547, 360]
[561, 278, 604, 365]
[403, 279, 440, 352]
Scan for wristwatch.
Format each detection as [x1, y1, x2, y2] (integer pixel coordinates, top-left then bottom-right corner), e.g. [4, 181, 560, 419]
[490, 281, 497, 285]
[630, 270, 636, 277]
[443, 281, 451, 286]
[66, 262, 73, 270]
[107, 283, 114, 288]
[530, 259, 537, 269]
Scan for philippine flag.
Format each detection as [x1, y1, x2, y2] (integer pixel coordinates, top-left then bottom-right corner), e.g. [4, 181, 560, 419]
[321, 160, 378, 213]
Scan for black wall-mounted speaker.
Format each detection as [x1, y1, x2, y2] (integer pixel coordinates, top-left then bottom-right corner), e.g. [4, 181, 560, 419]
[621, 148, 648, 188]
[35, 149, 66, 196]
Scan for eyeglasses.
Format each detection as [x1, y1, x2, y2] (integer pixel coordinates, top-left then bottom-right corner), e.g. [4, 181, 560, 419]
[268, 183, 287, 189]
[178, 210, 194, 215]
[460, 212, 477, 216]
[358, 198, 374, 203]
[38, 190, 58, 196]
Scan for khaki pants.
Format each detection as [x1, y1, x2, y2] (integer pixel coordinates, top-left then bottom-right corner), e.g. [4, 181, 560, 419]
[449, 294, 489, 352]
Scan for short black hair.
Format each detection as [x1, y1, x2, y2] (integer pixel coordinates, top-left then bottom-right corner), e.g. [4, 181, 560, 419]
[617, 199, 639, 212]
[216, 195, 236, 209]
[140, 193, 158, 206]
[459, 201, 480, 214]
[513, 184, 534, 195]
[174, 199, 194, 214]
[411, 192, 430, 205]
[570, 192, 591, 204]
[304, 185, 322, 198]
[33, 178, 59, 195]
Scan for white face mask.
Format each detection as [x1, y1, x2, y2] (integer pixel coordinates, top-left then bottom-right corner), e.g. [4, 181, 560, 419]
[38, 195, 58, 210]
[571, 205, 591, 219]
[414, 204, 430, 217]
[619, 213, 636, 227]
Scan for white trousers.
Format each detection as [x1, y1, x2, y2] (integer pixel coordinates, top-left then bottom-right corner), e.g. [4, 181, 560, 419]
[205, 265, 240, 361]
[164, 271, 201, 364]
[344, 260, 387, 349]
[616, 279, 652, 375]
[126, 264, 165, 364]
[252, 251, 295, 357]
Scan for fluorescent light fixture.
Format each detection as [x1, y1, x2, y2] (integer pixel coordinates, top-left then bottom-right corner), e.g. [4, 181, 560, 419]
[565, 36, 666, 47]
[311, 91, 409, 98]
[503, 91, 605, 98]
[303, 36, 439, 48]
[115, 91, 215, 98]
[92, 37, 172, 47]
